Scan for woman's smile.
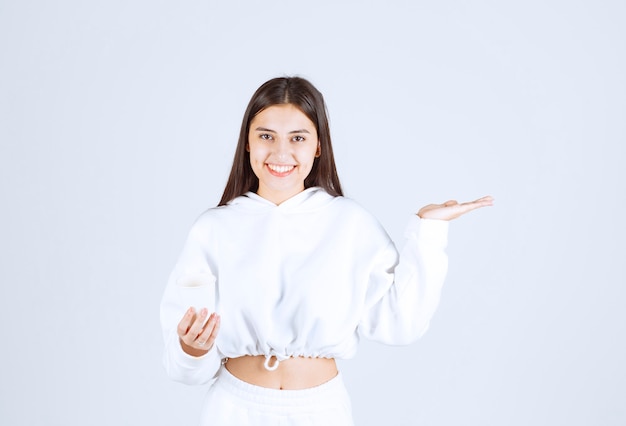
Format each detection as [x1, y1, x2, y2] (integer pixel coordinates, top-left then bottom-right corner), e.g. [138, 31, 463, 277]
[266, 163, 297, 176]
[247, 104, 320, 205]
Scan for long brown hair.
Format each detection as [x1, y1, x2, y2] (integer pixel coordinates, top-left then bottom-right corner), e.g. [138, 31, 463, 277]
[218, 77, 343, 206]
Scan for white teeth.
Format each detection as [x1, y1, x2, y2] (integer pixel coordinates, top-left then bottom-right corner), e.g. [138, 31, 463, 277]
[267, 164, 294, 173]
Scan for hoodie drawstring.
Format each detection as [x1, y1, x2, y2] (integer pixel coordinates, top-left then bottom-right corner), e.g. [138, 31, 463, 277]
[263, 352, 291, 371]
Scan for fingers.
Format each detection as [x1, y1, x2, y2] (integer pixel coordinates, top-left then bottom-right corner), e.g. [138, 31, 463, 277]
[461, 195, 494, 210]
[452, 195, 493, 216]
[177, 308, 221, 352]
[176, 307, 197, 338]
[418, 195, 494, 220]
[196, 314, 221, 349]
[471, 195, 494, 205]
[187, 308, 209, 341]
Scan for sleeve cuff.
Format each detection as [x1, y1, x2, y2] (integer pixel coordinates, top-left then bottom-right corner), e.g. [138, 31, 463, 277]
[404, 216, 449, 249]
[166, 331, 221, 371]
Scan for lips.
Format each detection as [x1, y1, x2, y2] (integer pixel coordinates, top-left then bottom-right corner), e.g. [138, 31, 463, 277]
[266, 163, 296, 176]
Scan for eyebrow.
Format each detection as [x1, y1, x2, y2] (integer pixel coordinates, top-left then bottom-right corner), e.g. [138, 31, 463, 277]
[254, 127, 311, 134]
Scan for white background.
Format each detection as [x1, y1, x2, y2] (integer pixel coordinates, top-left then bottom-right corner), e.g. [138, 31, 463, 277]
[1, 1, 624, 425]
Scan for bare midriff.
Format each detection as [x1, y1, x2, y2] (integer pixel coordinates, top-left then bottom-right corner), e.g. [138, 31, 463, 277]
[225, 355, 338, 390]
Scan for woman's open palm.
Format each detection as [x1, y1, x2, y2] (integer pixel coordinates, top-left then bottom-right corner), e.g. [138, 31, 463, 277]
[418, 195, 494, 221]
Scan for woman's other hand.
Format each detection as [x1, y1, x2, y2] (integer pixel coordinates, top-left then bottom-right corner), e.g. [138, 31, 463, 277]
[177, 308, 221, 357]
[418, 195, 494, 221]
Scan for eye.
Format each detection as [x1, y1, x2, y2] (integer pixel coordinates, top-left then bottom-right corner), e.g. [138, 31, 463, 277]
[259, 133, 273, 141]
[292, 135, 305, 142]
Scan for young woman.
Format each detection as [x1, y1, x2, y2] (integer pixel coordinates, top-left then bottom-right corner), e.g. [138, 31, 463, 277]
[160, 76, 493, 425]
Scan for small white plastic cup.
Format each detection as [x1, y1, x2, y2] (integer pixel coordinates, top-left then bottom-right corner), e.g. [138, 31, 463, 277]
[176, 272, 216, 320]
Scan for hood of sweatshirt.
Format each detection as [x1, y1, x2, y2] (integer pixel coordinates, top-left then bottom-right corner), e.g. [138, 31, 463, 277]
[226, 187, 339, 214]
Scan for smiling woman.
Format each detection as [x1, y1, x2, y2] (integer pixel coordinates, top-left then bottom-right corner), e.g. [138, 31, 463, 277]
[160, 76, 493, 426]
[247, 104, 321, 205]
[218, 77, 343, 207]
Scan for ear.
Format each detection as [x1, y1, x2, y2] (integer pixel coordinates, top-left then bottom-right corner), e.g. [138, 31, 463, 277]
[246, 143, 250, 152]
[315, 143, 321, 158]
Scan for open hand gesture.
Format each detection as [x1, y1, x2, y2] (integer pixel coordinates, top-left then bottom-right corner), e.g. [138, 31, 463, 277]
[418, 195, 494, 221]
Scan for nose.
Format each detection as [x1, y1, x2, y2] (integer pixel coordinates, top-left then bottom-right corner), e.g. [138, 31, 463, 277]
[274, 138, 290, 162]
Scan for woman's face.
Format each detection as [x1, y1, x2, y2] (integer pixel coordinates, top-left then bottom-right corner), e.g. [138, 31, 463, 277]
[247, 104, 320, 205]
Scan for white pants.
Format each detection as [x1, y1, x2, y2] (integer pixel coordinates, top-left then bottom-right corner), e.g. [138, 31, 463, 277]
[199, 366, 354, 426]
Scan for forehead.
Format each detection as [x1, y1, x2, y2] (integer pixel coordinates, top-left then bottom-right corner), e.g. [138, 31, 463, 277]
[250, 104, 316, 131]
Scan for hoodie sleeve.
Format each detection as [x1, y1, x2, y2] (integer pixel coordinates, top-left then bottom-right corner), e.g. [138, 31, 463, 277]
[160, 217, 222, 385]
[358, 216, 449, 344]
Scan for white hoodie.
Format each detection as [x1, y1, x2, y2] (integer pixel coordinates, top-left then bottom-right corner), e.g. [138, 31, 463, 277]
[160, 187, 449, 385]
